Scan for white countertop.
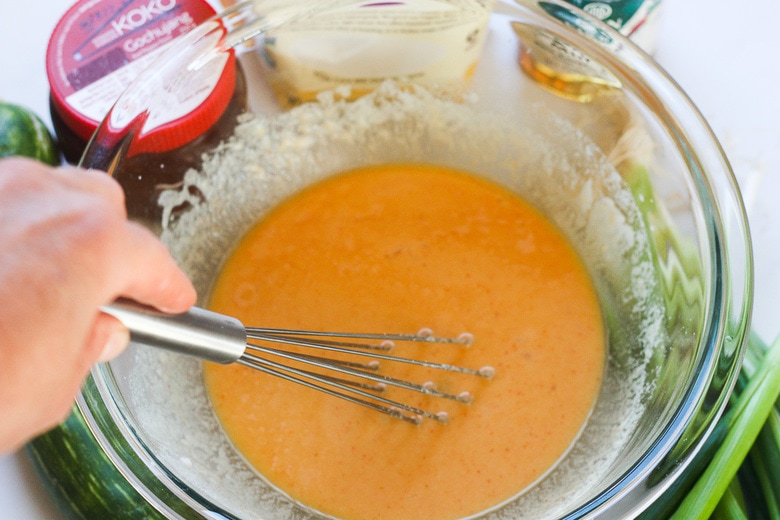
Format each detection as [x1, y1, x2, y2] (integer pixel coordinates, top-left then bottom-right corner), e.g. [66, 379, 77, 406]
[2, 0, 780, 517]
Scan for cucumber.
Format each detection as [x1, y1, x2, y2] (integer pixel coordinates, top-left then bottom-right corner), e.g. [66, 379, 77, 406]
[0, 101, 59, 165]
[25, 405, 167, 520]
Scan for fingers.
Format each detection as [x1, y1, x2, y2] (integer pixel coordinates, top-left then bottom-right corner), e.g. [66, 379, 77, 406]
[88, 313, 131, 362]
[51, 164, 128, 216]
[0, 157, 125, 213]
[42, 156, 198, 313]
[111, 221, 197, 313]
[2, 157, 197, 346]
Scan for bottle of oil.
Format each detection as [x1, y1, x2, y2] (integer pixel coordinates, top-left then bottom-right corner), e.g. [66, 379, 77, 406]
[516, 0, 662, 103]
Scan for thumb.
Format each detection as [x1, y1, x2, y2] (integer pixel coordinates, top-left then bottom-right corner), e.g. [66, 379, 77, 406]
[88, 312, 131, 363]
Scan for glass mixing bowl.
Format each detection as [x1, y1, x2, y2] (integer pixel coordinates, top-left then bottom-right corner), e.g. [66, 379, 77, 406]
[70, 0, 752, 518]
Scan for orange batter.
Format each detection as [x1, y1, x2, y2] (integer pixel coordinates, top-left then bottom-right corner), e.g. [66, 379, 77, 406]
[204, 164, 605, 520]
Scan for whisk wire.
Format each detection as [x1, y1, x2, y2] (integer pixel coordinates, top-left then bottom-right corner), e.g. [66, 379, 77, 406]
[237, 353, 442, 424]
[246, 327, 472, 344]
[248, 333, 393, 352]
[246, 331, 484, 377]
[244, 342, 475, 404]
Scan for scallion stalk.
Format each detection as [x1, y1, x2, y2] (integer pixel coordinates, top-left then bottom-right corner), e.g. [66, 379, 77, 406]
[711, 484, 747, 520]
[670, 333, 780, 519]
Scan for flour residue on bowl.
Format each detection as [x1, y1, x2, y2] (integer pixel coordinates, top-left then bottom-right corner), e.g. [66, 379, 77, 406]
[125, 81, 666, 519]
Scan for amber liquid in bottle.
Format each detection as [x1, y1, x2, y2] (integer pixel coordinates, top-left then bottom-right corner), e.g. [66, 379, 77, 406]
[513, 22, 621, 103]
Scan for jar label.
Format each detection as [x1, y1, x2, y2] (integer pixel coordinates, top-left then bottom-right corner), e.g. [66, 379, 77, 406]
[107, 28, 229, 134]
[47, 0, 217, 128]
[567, 0, 662, 51]
[259, 0, 493, 105]
[566, 0, 661, 35]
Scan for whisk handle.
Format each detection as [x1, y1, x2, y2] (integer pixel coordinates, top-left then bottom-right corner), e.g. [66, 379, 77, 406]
[101, 299, 247, 364]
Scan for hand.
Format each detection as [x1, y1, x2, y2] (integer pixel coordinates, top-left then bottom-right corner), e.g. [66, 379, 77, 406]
[0, 158, 197, 453]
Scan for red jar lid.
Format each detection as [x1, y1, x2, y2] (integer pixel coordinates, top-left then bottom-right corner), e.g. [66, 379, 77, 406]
[111, 47, 238, 157]
[46, 0, 232, 155]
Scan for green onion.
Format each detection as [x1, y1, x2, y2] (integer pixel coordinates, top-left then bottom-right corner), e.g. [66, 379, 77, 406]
[670, 333, 780, 519]
[711, 484, 747, 520]
[618, 158, 780, 518]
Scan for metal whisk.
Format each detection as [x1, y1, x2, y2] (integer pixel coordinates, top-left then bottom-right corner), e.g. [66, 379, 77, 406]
[101, 299, 493, 424]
